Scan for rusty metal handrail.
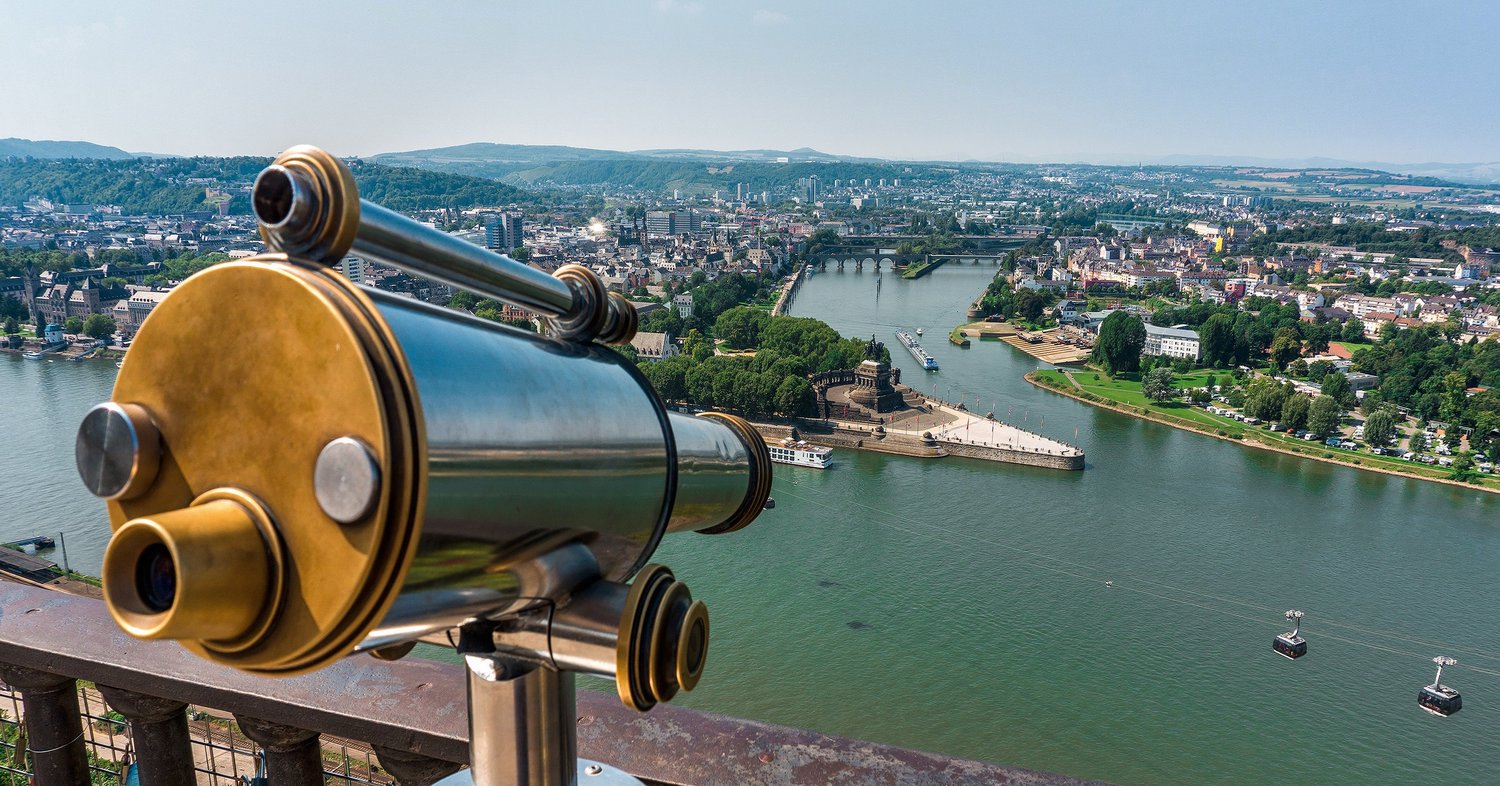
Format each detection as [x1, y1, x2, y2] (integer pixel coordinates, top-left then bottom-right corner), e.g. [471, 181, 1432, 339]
[0, 581, 1094, 785]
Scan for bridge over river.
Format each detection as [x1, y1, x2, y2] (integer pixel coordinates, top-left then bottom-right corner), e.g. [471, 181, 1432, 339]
[811, 240, 1029, 273]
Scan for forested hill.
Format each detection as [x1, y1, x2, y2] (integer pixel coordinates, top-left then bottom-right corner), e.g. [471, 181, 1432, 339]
[0, 157, 536, 215]
[0, 138, 134, 159]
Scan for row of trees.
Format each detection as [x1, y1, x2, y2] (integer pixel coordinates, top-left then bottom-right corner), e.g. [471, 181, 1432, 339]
[1143, 368, 1351, 439]
[1089, 301, 1359, 377]
[976, 276, 1058, 325]
[634, 315, 878, 418]
[60, 314, 117, 340]
[1151, 297, 1366, 369]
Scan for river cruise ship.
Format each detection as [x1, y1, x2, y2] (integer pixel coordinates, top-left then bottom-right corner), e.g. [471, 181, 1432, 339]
[770, 437, 833, 469]
[895, 330, 939, 370]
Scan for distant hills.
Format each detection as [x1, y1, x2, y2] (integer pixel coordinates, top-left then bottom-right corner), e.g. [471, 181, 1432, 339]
[371, 142, 868, 168]
[0, 138, 134, 160]
[3, 136, 1498, 189]
[371, 142, 1500, 188]
[1153, 154, 1500, 186]
[366, 142, 922, 194]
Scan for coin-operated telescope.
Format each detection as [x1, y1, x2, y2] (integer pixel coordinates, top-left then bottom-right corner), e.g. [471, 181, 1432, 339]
[76, 146, 772, 785]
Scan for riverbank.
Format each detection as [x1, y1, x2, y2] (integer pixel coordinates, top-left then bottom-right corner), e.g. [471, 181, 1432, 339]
[1, 340, 124, 362]
[770, 264, 805, 316]
[1025, 369, 1500, 495]
[950, 321, 1089, 365]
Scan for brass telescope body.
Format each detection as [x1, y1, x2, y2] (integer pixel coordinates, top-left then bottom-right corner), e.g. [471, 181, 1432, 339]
[81, 148, 771, 714]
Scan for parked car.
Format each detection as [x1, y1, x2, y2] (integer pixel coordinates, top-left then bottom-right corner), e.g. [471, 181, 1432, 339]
[1401, 451, 1415, 461]
[1325, 437, 1342, 447]
[1439, 457, 1454, 467]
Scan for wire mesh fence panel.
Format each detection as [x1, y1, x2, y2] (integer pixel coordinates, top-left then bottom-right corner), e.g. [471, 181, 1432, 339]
[0, 685, 394, 785]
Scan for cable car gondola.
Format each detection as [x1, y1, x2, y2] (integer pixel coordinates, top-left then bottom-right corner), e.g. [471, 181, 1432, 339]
[1272, 609, 1307, 660]
[1418, 657, 1462, 717]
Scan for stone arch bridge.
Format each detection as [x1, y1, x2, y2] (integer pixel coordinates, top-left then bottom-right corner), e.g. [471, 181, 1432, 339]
[810, 247, 1014, 272]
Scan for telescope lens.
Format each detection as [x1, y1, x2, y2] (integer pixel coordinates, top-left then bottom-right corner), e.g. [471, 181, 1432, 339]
[134, 543, 177, 612]
[252, 167, 296, 227]
[684, 617, 706, 675]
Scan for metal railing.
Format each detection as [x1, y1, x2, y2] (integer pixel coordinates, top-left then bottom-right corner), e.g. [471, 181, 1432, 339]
[0, 581, 1095, 785]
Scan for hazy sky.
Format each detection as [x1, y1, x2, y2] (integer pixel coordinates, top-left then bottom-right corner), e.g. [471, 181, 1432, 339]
[3, 0, 1497, 163]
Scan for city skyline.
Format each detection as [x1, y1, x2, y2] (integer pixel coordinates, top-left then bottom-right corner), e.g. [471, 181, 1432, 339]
[2, 1, 1498, 165]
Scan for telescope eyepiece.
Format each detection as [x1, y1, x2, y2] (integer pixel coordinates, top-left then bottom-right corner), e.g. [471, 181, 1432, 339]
[134, 542, 177, 613]
[102, 489, 286, 650]
[252, 165, 310, 229]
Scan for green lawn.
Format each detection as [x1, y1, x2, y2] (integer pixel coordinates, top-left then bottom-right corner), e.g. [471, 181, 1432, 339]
[1032, 368, 1499, 488]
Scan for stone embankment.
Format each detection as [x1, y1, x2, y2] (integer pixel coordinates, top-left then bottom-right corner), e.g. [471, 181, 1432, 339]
[771, 265, 806, 316]
[751, 406, 1085, 472]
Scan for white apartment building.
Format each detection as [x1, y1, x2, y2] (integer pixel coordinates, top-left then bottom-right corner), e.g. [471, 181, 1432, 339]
[1143, 324, 1201, 360]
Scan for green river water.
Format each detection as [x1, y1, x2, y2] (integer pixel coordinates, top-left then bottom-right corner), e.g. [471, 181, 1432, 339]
[3, 262, 1498, 784]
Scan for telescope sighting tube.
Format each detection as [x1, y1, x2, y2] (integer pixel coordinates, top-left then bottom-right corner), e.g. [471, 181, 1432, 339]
[252, 146, 637, 345]
[80, 241, 769, 678]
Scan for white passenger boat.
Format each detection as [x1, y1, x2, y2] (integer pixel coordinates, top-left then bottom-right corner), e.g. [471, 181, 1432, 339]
[769, 437, 833, 469]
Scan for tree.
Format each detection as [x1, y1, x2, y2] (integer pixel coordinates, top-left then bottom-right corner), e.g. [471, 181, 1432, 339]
[1269, 326, 1302, 370]
[641, 357, 688, 402]
[83, 314, 116, 341]
[713, 307, 768, 350]
[1199, 313, 1236, 367]
[1409, 430, 1428, 455]
[1281, 394, 1311, 432]
[1320, 371, 1353, 409]
[1452, 451, 1479, 483]
[1341, 318, 1365, 343]
[1306, 360, 1332, 383]
[1091, 312, 1146, 375]
[1437, 371, 1468, 425]
[774, 376, 814, 416]
[1308, 395, 1343, 438]
[1287, 359, 1309, 378]
[1143, 367, 1176, 403]
[448, 290, 478, 311]
[63, 316, 84, 334]
[1304, 323, 1332, 355]
[2, 317, 16, 335]
[1363, 406, 1398, 447]
[682, 329, 713, 363]
[1244, 378, 1291, 421]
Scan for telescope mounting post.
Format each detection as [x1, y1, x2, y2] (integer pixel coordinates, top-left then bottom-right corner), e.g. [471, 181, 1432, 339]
[447, 628, 644, 786]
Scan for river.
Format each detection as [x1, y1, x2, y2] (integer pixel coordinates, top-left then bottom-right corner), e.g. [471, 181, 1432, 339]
[4, 263, 1499, 784]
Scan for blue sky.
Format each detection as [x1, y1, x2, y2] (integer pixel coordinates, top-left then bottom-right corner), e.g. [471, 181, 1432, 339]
[2, 0, 1496, 163]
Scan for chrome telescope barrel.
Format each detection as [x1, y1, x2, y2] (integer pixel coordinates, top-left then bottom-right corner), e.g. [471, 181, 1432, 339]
[251, 145, 636, 345]
[79, 257, 769, 675]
